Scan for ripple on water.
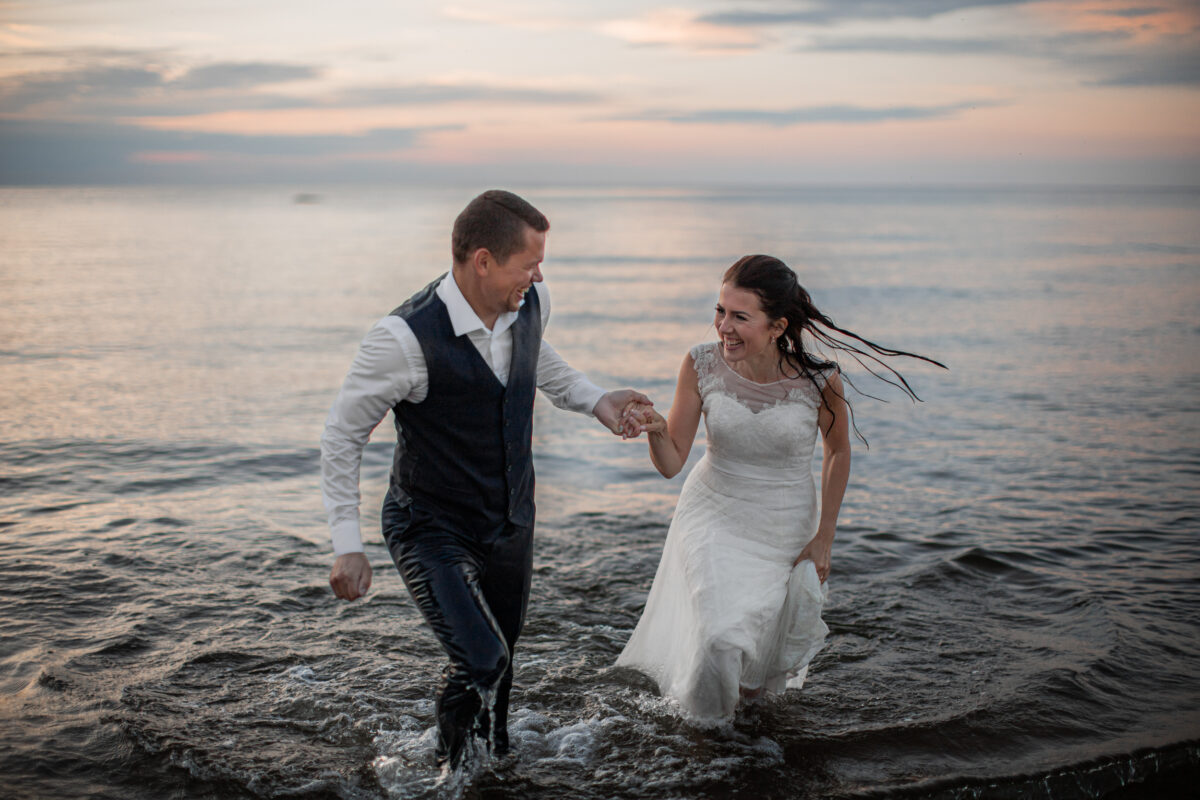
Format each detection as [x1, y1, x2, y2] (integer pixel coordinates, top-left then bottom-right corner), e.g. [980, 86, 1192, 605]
[0, 438, 321, 502]
[119, 654, 383, 798]
[901, 741, 1200, 800]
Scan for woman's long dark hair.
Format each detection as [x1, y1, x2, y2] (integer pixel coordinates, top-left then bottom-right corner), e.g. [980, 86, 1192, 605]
[723, 254, 947, 443]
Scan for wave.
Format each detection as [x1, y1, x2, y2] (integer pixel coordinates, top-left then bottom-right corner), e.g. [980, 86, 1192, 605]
[0, 438, 321, 500]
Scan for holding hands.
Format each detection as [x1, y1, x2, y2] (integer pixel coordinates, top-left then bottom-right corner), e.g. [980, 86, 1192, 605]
[623, 401, 665, 436]
[594, 389, 656, 438]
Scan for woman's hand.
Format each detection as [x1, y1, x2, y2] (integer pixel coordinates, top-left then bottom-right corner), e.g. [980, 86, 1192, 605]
[794, 529, 833, 582]
[628, 403, 666, 435]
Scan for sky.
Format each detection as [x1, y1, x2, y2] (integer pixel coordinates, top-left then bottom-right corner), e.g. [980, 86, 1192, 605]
[1, 0, 1198, 185]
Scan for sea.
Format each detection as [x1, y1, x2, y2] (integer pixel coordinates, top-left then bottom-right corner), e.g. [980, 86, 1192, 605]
[1, 184, 1197, 799]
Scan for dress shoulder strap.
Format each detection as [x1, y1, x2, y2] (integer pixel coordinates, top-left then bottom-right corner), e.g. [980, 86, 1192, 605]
[813, 364, 839, 391]
[689, 342, 721, 396]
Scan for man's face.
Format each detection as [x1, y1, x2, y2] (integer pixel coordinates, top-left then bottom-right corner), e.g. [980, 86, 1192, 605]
[484, 226, 546, 315]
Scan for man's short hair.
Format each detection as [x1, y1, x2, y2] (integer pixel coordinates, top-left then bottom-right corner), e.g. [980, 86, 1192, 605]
[452, 190, 550, 265]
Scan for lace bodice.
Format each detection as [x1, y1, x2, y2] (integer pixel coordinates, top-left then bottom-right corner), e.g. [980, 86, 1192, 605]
[691, 341, 834, 473]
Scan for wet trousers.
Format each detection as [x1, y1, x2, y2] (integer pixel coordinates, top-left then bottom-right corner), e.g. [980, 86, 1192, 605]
[382, 490, 533, 768]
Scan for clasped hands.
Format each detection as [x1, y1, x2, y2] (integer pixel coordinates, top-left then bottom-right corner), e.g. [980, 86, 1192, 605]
[594, 389, 661, 438]
[622, 400, 664, 437]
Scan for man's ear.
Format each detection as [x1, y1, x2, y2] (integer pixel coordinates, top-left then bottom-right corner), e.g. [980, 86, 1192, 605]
[470, 247, 493, 276]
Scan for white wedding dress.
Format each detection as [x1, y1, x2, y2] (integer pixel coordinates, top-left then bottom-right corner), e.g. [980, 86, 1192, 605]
[617, 341, 832, 721]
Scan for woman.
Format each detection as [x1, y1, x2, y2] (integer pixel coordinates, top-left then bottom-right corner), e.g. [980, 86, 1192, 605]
[617, 254, 942, 721]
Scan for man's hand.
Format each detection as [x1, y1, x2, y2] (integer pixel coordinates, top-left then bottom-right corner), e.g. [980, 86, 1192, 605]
[593, 389, 652, 438]
[330, 552, 373, 601]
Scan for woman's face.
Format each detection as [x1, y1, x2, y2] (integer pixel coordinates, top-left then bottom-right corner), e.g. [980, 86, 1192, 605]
[714, 282, 785, 364]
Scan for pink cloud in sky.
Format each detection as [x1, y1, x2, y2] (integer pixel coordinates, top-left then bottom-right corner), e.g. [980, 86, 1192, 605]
[1037, 0, 1200, 38]
[597, 8, 765, 52]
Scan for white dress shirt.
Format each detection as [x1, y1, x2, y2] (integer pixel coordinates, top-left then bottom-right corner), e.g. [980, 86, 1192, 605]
[320, 274, 606, 555]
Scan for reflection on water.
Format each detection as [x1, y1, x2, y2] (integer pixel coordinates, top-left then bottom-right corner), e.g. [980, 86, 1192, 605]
[1, 185, 1198, 799]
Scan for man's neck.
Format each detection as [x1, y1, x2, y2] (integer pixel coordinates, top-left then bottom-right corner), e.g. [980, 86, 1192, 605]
[450, 267, 499, 330]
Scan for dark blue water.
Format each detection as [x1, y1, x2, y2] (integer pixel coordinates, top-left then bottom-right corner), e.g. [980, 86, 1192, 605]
[1, 185, 1197, 798]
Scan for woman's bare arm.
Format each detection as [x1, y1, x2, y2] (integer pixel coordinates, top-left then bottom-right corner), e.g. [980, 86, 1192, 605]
[638, 353, 703, 479]
[796, 371, 851, 582]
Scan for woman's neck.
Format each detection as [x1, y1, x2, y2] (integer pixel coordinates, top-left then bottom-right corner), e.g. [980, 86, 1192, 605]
[729, 348, 784, 384]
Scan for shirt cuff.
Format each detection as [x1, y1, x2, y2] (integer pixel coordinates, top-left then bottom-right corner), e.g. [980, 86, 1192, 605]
[331, 519, 364, 556]
[579, 383, 607, 417]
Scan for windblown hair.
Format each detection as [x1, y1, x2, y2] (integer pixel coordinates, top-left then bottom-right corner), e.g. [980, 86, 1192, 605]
[451, 189, 550, 265]
[723, 254, 947, 443]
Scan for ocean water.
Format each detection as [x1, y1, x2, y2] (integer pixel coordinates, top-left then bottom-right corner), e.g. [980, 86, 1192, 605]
[0, 184, 1197, 799]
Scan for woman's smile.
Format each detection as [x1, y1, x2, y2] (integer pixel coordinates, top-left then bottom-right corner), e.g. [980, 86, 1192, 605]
[714, 283, 782, 374]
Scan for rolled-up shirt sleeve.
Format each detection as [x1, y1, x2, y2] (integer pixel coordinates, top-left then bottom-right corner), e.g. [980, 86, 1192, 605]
[320, 317, 424, 555]
[532, 283, 606, 414]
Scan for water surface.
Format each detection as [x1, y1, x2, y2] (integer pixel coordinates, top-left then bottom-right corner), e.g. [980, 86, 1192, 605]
[1, 184, 1197, 798]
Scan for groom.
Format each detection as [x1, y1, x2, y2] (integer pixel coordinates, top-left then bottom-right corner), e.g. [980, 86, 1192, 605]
[320, 189, 648, 768]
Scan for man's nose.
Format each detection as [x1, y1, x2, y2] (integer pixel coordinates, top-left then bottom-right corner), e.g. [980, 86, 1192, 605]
[531, 265, 543, 283]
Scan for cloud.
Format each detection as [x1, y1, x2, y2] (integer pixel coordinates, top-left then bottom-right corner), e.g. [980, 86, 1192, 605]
[797, 29, 1200, 88]
[0, 60, 319, 113]
[445, 6, 766, 52]
[0, 45, 171, 64]
[803, 35, 1010, 55]
[26, 83, 603, 119]
[172, 62, 321, 90]
[156, 126, 428, 157]
[326, 84, 605, 106]
[0, 65, 163, 110]
[61, 93, 318, 118]
[0, 117, 426, 157]
[0, 55, 606, 120]
[799, 30, 1132, 56]
[623, 100, 998, 126]
[1085, 45, 1200, 86]
[0, 22, 48, 48]
[0, 118, 443, 183]
[1095, 6, 1169, 18]
[597, 8, 765, 51]
[701, 0, 1030, 27]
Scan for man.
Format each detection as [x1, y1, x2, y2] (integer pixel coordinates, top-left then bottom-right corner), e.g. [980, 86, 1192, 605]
[320, 190, 647, 769]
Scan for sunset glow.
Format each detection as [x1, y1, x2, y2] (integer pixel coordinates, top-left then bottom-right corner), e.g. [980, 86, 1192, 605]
[1, 0, 1196, 184]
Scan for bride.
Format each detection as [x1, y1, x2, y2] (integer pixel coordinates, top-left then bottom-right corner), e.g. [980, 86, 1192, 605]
[617, 254, 942, 721]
